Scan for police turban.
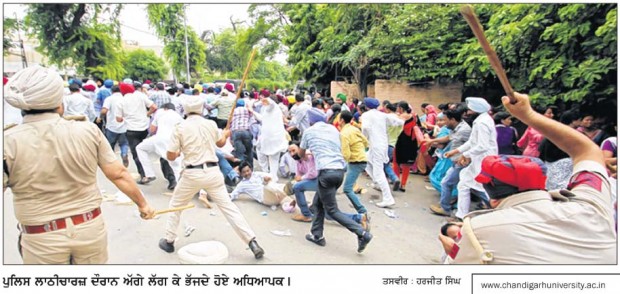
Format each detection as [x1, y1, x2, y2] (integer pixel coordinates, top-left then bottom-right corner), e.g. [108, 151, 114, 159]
[183, 95, 205, 114]
[4, 65, 64, 110]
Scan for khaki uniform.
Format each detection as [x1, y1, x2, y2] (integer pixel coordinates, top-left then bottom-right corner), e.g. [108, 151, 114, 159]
[3, 113, 117, 264]
[449, 160, 616, 264]
[165, 115, 256, 244]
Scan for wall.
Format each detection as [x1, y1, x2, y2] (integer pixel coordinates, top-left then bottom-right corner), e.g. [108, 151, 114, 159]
[373, 80, 462, 108]
[331, 79, 462, 108]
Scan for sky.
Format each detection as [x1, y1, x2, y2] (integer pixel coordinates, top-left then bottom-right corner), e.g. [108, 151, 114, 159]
[3, 3, 251, 47]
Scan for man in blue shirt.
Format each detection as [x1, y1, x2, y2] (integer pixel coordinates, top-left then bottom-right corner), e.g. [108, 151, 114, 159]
[299, 108, 373, 253]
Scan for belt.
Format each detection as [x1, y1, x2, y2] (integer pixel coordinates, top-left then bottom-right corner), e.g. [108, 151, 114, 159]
[349, 161, 367, 164]
[21, 208, 101, 234]
[186, 162, 218, 169]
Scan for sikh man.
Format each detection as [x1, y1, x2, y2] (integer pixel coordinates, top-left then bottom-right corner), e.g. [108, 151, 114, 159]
[444, 92, 616, 264]
[444, 97, 498, 219]
[360, 97, 404, 207]
[3, 65, 155, 264]
[159, 94, 265, 259]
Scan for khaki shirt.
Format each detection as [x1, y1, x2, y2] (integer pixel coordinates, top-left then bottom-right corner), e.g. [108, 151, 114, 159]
[168, 114, 221, 166]
[3, 113, 117, 225]
[450, 160, 616, 264]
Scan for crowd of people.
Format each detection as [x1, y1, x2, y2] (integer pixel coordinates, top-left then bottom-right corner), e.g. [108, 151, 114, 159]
[3, 65, 617, 264]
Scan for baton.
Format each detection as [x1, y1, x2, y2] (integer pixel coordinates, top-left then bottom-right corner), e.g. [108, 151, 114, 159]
[460, 4, 516, 104]
[154, 204, 195, 216]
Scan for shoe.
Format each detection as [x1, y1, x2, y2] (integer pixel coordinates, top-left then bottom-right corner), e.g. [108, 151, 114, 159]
[398, 187, 406, 192]
[375, 200, 395, 208]
[158, 238, 174, 253]
[360, 213, 371, 232]
[248, 239, 264, 259]
[357, 231, 373, 253]
[122, 155, 129, 168]
[305, 234, 326, 246]
[392, 180, 401, 192]
[232, 176, 241, 186]
[167, 181, 177, 190]
[430, 204, 451, 216]
[292, 214, 312, 222]
[137, 176, 156, 185]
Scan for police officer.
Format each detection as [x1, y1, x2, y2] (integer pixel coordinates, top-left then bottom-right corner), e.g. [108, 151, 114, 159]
[443, 92, 616, 264]
[3, 65, 155, 264]
[159, 94, 265, 259]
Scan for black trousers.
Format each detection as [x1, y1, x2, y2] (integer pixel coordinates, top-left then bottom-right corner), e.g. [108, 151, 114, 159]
[126, 130, 149, 178]
[216, 118, 228, 129]
[310, 169, 364, 238]
[160, 158, 176, 183]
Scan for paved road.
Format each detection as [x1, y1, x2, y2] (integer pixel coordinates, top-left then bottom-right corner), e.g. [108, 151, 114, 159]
[3, 154, 452, 264]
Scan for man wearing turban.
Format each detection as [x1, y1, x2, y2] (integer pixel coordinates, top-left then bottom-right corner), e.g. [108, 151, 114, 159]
[360, 97, 405, 208]
[3, 65, 154, 264]
[247, 90, 289, 182]
[160, 95, 265, 259]
[444, 97, 498, 219]
[116, 83, 158, 185]
[444, 92, 616, 264]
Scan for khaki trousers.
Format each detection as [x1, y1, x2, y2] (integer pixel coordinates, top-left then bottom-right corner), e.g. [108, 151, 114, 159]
[165, 167, 256, 244]
[21, 216, 108, 264]
[262, 183, 292, 206]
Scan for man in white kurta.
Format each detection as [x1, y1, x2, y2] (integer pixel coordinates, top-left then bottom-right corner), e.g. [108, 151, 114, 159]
[361, 98, 404, 207]
[249, 91, 289, 182]
[136, 103, 184, 187]
[444, 97, 498, 219]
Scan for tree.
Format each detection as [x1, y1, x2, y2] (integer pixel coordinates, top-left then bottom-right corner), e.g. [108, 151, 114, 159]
[202, 21, 291, 86]
[24, 4, 125, 79]
[146, 4, 206, 82]
[124, 49, 168, 81]
[3, 17, 18, 56]
[280, 4, 337, 87]
[457, 4, 617, 107]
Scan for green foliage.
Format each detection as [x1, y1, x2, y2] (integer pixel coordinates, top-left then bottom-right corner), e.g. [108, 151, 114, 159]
[458, 4, 616, 105]
[246, 78, 291, 91]
[24, 4, 124, 78]
[124, 49, 168, 81]
[3, 17, 18, 56]
[269, 3, 616, 105]
[203, 19, 291, 87]
[146, 4, 206, 82]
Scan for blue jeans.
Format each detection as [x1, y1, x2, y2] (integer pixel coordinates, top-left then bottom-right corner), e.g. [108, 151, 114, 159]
[293, 179, 318, 217]
[384, 145, 398, 183]
[232, 130, 253, 168]
[343, 162, 368, 214]
[440, 165, 463, 212]
[216, 149, 238, 183]
[105, 129, 129, 157]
